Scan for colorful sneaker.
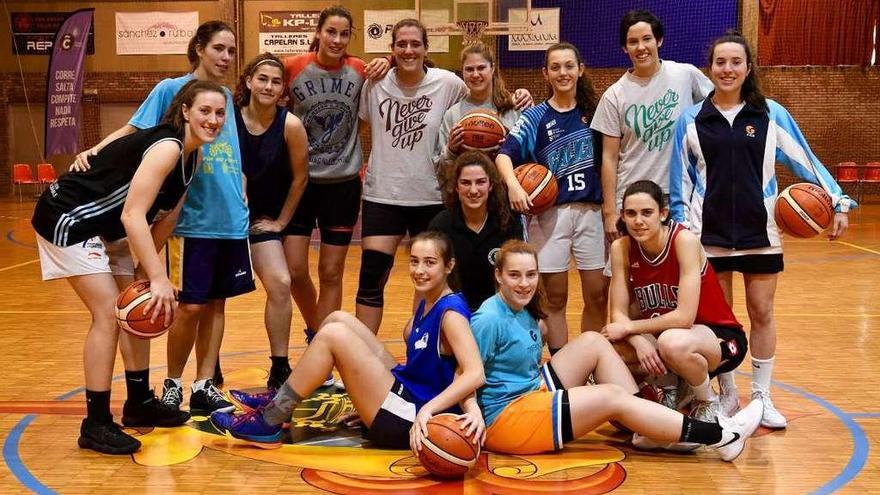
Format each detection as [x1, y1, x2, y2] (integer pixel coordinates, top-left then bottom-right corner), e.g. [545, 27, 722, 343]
[751, 386, 787, 428]
[719, 383, 741, 417]
[78, 418, 141, 455]
[211, 409, 282, 448]
[122, 392, 191, 427]
[190, 379, 235, 413]
[631, 433, 700, 452]
[228, 388, 276, 412]
[304, 329, 336, 387]
[160, 379, 183, 410]
[688, 398, 722, 424]
[710, 398, 763, 461]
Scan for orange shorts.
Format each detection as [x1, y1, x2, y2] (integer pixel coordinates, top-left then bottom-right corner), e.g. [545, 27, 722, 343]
[484, 384, 564, 455]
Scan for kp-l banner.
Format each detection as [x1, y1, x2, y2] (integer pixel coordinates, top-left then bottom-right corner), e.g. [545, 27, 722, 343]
[115, 11, 198, 55]
[259, 11, 320, 55]
[45, 9, 93, 157]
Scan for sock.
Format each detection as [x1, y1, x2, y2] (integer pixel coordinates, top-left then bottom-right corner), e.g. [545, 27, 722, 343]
[85, 389, 113, 424]
[125, 369, 151, 403]
[718, 371, 737, 393]
[192, 379, 209, 393]
[263, 382, 303, 426]
[679, 416, 723, 445]
[270, 356, 291, 376]
[166, 377, 183, 389]
[751, 356, 775, 392]
[691, 376, 714, 402]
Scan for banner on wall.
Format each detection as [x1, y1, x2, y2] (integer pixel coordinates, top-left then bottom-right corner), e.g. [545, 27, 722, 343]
[11, 12, 95, 55]
[258, 11, 320, 55]
[115, 11, 198, 55]
[363, 10, 449, 53]
[507, 8, 559, 51]
[45, 9, 93, 157]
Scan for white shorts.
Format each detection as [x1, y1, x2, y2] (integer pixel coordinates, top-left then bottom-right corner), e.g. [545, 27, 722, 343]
[527, 203, 605, 273]
[36, 234, 134, 281]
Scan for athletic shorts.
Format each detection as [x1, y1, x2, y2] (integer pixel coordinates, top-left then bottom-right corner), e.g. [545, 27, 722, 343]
[484, 363, 570, 455]
[36, 234, 134, 281]
[286, 178, 362, 246]
[364, 378, 416, 449]
[708, 325, 748, 378]
[528, 203, 605, 272]
[708, 254, 784, 274]
[166, 236, 256, 304]
[361, 200, 444, 238]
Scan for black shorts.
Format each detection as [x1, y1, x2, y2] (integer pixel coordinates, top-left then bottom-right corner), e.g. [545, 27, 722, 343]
[709, 254, 784, 274]
[708, 325, 748, 377]
[286, 178, 362, 246]
[361, 200, 444, 238]
[166, 236, 256, 304]
[363, 379, 416, 449]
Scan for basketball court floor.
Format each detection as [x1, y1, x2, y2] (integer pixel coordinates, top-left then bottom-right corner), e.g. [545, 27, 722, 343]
[0, 198, 877, 494]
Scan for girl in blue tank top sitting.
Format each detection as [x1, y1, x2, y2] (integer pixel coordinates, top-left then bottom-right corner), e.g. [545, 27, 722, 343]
[212, 231, 486, 452]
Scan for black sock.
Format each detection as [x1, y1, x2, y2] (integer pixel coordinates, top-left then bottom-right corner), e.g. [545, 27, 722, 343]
[125, 369, 151, 403]
[270, 356, 291, 377]
[679, 416, 723, 445]
[86, 389, 113, 424]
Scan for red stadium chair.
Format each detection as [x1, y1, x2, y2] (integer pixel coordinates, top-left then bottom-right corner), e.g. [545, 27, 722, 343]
[860, 162, 880, 202]
[36, 163, 58, 191]
[11, 163, 39, 202]
[834, 162, 860, 203]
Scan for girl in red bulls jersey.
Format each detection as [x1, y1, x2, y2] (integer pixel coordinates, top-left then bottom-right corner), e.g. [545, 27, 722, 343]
[602, 180, 748, 432]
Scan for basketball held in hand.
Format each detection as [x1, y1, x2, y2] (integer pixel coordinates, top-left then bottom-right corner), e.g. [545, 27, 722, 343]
[775, 182, 834, 238]
[514, 163, 558, 215]
[458, 110, 506, 153]
[115, 280, 171, 339]
[418, 413, 480, 479]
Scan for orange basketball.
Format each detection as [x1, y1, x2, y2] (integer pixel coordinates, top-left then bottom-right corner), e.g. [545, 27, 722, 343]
[418, 413, 480, 479]
[115, 280, 170, 339]
[458, 109, 506, 152]
[774, 182, 834, 238]
[514, 163, 558, 215]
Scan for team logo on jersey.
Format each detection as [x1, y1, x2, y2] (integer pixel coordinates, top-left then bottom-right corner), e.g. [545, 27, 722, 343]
[487, 247, 500, 266]
[745, 125, 756, 138]
[414, 332, 429, 350]
[530, 329, 538, 342]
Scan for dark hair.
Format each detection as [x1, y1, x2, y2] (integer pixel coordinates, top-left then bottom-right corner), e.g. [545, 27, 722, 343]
[619, 9, 664, 47]
[544, 42, 598, 119]
[187, 20, 234, 71]
[439, 151, 512, 231]
[410, 230, 459, 291]
[708, 30, 767, 111]
[309, 5, 354, 52]
[615, 180, 670, 235]
[461, 42, 515, 114]
[494, 240, 547, 320]
[160, 79, 226, 133]
[390, 18, 435, 68]
[233, 52, 287, 108]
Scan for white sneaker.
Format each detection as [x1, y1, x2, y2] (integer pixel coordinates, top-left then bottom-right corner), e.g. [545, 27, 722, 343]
[333, 378, 345, 390]
[631, 433, 700, 452]
[719, 384, 740, 417]
[321, 373, 336, 387]
[752, 387, 787, 428]
[710, 398, 762, 461]
[689, 398, 721, 423]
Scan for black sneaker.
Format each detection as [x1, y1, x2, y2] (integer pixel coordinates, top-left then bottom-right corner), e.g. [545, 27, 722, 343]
[78, 418, 141, 455]
[213, 361, 224, 387]
[190, 379, 235, 413]
[122, 392, 191, 427]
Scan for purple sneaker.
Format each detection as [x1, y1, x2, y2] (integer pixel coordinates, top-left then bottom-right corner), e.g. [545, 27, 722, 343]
[211, 409, 282, 448]
[228, 389, 275, 412]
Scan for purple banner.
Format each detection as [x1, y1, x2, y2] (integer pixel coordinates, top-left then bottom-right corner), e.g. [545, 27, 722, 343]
[45, 9, 93, 157]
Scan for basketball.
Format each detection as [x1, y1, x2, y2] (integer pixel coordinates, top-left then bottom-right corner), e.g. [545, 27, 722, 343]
[514, 163, 558, 215]
[458, 109, 506, 152]
[418, 413, 480, 478]
[774, 182, 834, 238]
[115, 280, 170, 339]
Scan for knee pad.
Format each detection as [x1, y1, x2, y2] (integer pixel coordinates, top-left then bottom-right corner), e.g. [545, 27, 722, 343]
[356, 250, 394, 308]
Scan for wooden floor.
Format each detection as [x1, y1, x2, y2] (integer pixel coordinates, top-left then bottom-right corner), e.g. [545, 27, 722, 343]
[0, 198, 878, 494]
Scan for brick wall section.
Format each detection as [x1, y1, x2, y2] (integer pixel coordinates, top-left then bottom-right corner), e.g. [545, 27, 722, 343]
[3, 67, 879, 196]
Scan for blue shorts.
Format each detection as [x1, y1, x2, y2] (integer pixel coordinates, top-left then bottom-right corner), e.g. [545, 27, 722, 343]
[166, 236, 256, 304]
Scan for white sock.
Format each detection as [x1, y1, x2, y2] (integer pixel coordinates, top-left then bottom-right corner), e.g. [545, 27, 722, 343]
[192, 379, 209, 392]
[166, 377, 182, 388]
[717, 371, 737, 393]
[692, 376, 715, 401]
[751, 356, 775, 392]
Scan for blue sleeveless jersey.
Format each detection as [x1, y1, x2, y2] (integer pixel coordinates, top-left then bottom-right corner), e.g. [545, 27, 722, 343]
[392, 292, 471, 411]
